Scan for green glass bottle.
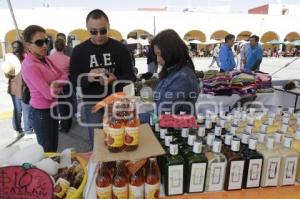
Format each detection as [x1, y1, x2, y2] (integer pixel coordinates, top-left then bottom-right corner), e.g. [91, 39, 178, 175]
[185, 140, 208, 193]
[182, 133, 196, 157]
[164, 141, 185, 196]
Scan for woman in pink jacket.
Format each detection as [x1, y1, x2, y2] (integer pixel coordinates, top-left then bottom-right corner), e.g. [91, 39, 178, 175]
[21, 25, 67, 152]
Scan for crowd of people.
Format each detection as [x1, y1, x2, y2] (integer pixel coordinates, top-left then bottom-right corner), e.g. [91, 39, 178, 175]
[2, 8, 297, 152]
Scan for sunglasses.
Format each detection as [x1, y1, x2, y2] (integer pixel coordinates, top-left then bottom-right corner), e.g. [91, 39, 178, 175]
[89, 28, 108, 36]
[30, 38, 49, 47]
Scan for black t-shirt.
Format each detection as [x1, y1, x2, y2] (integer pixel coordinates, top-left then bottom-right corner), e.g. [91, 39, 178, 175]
[69, 38, 135, 102]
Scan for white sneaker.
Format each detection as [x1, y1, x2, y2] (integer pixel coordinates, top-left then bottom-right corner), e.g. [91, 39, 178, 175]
[24, 133, 36, 140]
[13, 131, 23, 138]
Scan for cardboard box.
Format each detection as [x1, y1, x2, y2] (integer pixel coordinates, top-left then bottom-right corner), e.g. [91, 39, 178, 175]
[92, 124, 165, 162]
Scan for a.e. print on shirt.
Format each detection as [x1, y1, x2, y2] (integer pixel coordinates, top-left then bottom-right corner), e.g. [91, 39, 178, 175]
[89, 53, 116, 73]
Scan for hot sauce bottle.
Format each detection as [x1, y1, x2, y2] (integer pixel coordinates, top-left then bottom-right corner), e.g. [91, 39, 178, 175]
[125, 102, 140, 151]
[112, 161, 128, 199]
[145, 157, 160, 199]
[96, 162, 112, 199]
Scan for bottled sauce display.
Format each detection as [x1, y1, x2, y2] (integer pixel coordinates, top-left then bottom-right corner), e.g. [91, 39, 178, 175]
[113, 161, 128, 199]
[108, 116, 125, 153]
[260, 137, 282, 187]
[242, 138, 263, 189]
[224, 138, 245, 190]
[145, 157, 160, 199]
[185, 140, 208, 193]
[205, 139, 227, 192]
[96, 162, 112, 199]
[278, 136, 299, 186]
[164, 142, 185, 196]
[125, 106, 140, 151]
[129, 167, 145, 199]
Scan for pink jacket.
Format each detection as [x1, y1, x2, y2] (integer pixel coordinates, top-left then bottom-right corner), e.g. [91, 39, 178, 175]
[21, 52, 68, 109]
[48, 51, 70, 77]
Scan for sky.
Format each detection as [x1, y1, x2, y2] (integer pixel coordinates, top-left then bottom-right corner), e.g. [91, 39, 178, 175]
[0, 0, 300, 13]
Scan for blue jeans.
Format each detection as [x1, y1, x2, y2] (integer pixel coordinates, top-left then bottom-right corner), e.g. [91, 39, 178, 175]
[10, 95, 33, 133]
[30, 107, 58, 152]
[83, 103, 104, 150]
[58, 85, 73, 132]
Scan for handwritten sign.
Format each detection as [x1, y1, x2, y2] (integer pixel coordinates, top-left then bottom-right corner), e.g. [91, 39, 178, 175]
[0, 166, 53, 199]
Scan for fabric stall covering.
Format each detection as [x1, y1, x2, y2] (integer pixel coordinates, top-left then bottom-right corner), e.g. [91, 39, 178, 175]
[231, 69, 256, 96]
[255, 72, 274, 93]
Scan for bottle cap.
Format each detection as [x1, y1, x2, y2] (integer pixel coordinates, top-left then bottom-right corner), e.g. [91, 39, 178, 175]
[164, 134, 173, 147]
[267, 137, 274, 149]
[231, 138, 241, 152]
[193, 140, 202, 154]
[249, 138, 257, 150]
[212, 139, 222, 153]
[181, 128, 189, 138]
[180, 111, 186, 115]
[246, 124, 254, 134]
[282, 116, 290, 124]
[241, 133, 250, 144]
[206, 133, 215, 146]
[225, 134, 233, 146]
[198, 126, 206, 137]
[170, 142, 179, 155]
[188, 134, 196, 146]
[283, 136, 292, 148]
[258, 132, 266, 143]
[214, 125, 222, 136]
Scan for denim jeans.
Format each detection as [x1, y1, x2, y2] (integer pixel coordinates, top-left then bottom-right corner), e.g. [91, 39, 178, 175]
[83, 103, 104, 150]
[58, 85, 73, 132]
[30, 107, 58, 152]
[10, 95, 33, 133]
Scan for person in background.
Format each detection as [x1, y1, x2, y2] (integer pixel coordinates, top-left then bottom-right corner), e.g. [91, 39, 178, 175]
[21, 25, 67, 152]
[152, 29, 199, 114]
[4, 41, 34, 139]
[50, 33, 73, 57]
[244, 35, 263, 71]
[69, 9, 135, 149]
[208, 44, 220, 68]
[49, 38, 72, 133]
[121, 39, 137, 74]
[240, 42, 250, 68]
[146, 41, 158, 73]
[219, 34, 236, 72]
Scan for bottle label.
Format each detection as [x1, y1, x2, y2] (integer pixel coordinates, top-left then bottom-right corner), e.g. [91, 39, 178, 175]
[168, 165, 184, 195]
[228, 160, 245, 190]
[230, 127, 237, 135]
[53, 178, 70, 198]
[113, 185, 128, 199]
[189, 163, 207, 193]
[155, 123, 160, 132]
[145, 183, 160, 199]
[282, 156, 298, 185]
[265, 157, 281, 186]
[220, 119, 226, 128]
[129, 184, 144, 199]
[181, 128, 189, 138]
[246, 125, 253, 134]
[214, 126, 221, 136]
[108, 127, 124, 147]
[207, 162, 226, 191]
[96, 185, 112, 199]
[125, 126, 139, 146]
[246, 159, 263, 188]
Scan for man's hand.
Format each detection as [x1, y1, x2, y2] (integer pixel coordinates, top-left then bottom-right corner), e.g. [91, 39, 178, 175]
[98, 72, 117, 85]
[87, 68, 103, 83]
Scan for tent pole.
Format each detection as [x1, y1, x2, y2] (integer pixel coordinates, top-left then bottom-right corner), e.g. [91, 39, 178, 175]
[6, 0, 21, 40]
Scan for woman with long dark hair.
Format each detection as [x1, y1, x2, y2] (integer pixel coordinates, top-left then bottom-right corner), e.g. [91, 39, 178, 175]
[151, 29, 199, 114]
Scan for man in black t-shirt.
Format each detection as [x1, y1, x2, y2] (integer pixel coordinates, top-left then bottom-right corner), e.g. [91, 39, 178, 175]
[69, 9, 135, 149]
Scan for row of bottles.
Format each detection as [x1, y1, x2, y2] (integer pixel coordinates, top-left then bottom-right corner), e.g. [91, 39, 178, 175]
[156, 125, 300, 196]
[96, 158, 160, 199]
[102, 99, 141, 153]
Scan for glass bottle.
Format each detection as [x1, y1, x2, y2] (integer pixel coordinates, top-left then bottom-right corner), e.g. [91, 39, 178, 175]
[204, 133, 215, 153]
[256, 132, 267, 152]
[108, 115, 125, 153]
[103, 104, 113, 146]
[230, 124, 238, 137]
[145, 157, 160, 199]
[278, 136, 299, 186]
[182, 133, 196, 157]
[214, 125, 223, 141]
[274, 132, 283, 150]
[240, 133, 251, 152]
[129, 167, 145, 199]
[260, 137, 282, 187]
[96, 162, 112, 199]
[180, 127, 189, 144]
[164, 142, 185, 196]
[185, 140, 208, 193]
[112, 161, 128, 199]
[292, 130, 300, 182]
[242, 138, 264, 189]
[159, 127, 167, 147]
[222, 133, 233, 156]
[197, 125, 206, 150]
[205, 118, 213, 134]
[125, 106, 140, 151]
[224, 138, 245, 190]
[205, 139, 227, 192]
